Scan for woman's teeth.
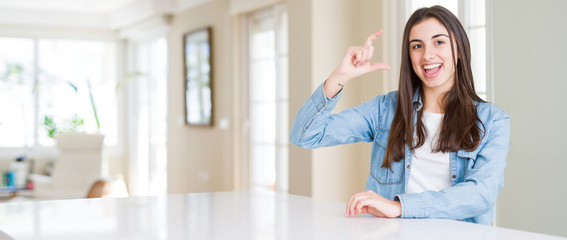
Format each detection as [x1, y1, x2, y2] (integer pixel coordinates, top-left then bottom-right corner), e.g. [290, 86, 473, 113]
[424, 63, 441, 70]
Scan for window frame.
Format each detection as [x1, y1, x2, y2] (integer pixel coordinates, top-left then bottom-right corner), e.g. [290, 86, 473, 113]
[241, 4, 289, 192]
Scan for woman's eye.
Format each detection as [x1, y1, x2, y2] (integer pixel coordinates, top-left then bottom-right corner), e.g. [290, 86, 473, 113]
[411, 44, 422, 49]
[435, 40, 445, 45]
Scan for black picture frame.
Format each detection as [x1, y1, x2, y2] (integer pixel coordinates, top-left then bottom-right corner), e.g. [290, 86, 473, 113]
[183, 27, 213, 126]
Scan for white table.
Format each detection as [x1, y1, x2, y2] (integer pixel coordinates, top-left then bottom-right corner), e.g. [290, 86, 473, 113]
[0, 191, 564, 240]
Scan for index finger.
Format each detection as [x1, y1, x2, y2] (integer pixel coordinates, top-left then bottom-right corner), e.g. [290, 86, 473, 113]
[364, 30, 384, 47]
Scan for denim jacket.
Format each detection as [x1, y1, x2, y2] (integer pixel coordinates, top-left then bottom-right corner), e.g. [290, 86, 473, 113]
[290, 82, 510, 225]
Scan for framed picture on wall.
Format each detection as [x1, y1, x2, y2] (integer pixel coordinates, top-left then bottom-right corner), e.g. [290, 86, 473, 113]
[183, 27, 213, 126]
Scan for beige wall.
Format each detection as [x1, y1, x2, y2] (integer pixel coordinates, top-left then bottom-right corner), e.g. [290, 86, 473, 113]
[287, 0, 314, 197]
[288, 0, 387, 202]
[167, 0, 234, 194]
[311, 0, 360, 202]
[312, 0, 388, 202]
[355, 0, 387, 198]
[164, 0, 385, 202]
[492, 0, 567, 237]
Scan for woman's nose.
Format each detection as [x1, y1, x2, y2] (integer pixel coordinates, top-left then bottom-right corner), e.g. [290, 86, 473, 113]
[422, 47, 435, 61]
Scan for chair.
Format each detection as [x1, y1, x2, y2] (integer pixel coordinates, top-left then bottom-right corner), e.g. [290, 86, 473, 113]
[86, 175, 129, 198]
[30, 133, 105, 199]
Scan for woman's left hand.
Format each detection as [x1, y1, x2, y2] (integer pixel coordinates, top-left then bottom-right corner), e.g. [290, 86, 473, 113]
[345, 190, 402, 218]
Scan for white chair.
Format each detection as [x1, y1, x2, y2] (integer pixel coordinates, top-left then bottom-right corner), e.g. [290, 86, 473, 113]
[31, 133, 105, 199]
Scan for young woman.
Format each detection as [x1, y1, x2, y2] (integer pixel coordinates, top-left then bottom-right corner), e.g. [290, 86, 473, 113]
[289, 5, 510, 225]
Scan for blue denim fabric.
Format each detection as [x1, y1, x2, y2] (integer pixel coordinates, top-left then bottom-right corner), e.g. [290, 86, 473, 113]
[290, 82, 510, 225]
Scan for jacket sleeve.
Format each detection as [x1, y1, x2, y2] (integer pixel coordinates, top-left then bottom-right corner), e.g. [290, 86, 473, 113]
[396, 111, 510, 221]
[289, 81, 381, 149]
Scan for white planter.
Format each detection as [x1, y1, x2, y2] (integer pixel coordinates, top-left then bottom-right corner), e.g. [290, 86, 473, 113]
[33, 133, 105, 199]
[55, 133, 105, 150]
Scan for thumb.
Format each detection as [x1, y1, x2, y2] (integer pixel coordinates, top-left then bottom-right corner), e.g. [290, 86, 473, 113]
[366, 62, 391, 72]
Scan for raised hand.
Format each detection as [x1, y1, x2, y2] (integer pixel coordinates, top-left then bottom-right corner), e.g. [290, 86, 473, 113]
[324, 30, 391, 98]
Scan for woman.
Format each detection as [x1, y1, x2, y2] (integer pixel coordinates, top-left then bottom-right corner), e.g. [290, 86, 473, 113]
[289, 5, 510, 225]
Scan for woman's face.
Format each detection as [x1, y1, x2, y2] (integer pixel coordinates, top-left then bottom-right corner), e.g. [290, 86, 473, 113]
[408, 17, 456, 94]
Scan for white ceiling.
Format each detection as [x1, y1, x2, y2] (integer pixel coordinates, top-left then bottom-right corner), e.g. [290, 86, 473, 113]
[0, 0, 211, 30]
[0, 0, 139, 13]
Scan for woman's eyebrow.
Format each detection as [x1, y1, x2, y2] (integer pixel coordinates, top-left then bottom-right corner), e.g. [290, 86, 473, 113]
[432, 33, 450, 39]
[409, 34, 449, 43]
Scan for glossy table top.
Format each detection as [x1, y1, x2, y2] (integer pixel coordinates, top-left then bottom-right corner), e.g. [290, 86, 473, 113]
[0, 191, 564, 240]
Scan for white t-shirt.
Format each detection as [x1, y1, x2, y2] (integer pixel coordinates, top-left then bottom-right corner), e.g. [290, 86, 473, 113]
[406, 111, 452, 194]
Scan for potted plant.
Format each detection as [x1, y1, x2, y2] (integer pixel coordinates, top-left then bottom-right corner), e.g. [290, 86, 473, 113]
[43, 79, 102, 138]
[33, 79, 106, 199]
[2, 61, 107, 199]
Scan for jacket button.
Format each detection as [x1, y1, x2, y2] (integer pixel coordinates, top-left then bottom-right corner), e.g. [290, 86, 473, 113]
[407, 165, 410, 169]
[452, 175, 457, 179]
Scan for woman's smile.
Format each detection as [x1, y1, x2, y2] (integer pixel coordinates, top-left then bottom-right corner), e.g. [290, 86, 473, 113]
[423, 63, 442, 78]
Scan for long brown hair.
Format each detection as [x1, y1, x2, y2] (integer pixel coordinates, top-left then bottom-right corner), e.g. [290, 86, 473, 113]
[382, 5, 485, 169]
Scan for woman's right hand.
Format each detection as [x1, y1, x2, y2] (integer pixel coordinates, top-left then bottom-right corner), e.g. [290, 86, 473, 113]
[324, 30, 391, 98]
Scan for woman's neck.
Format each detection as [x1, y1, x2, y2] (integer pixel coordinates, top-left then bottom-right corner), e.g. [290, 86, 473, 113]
[423, 88, 446, 114]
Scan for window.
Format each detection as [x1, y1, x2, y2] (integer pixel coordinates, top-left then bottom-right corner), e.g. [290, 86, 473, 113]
[0, 38, 34, 148]
[125, 38, 168, 196]
[246, 6, 289, 192]
[467, 0, 488, 100]
[0, 37, 117, 155]
[118, 16, 170, 196]
[407, 0, 488, 100]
